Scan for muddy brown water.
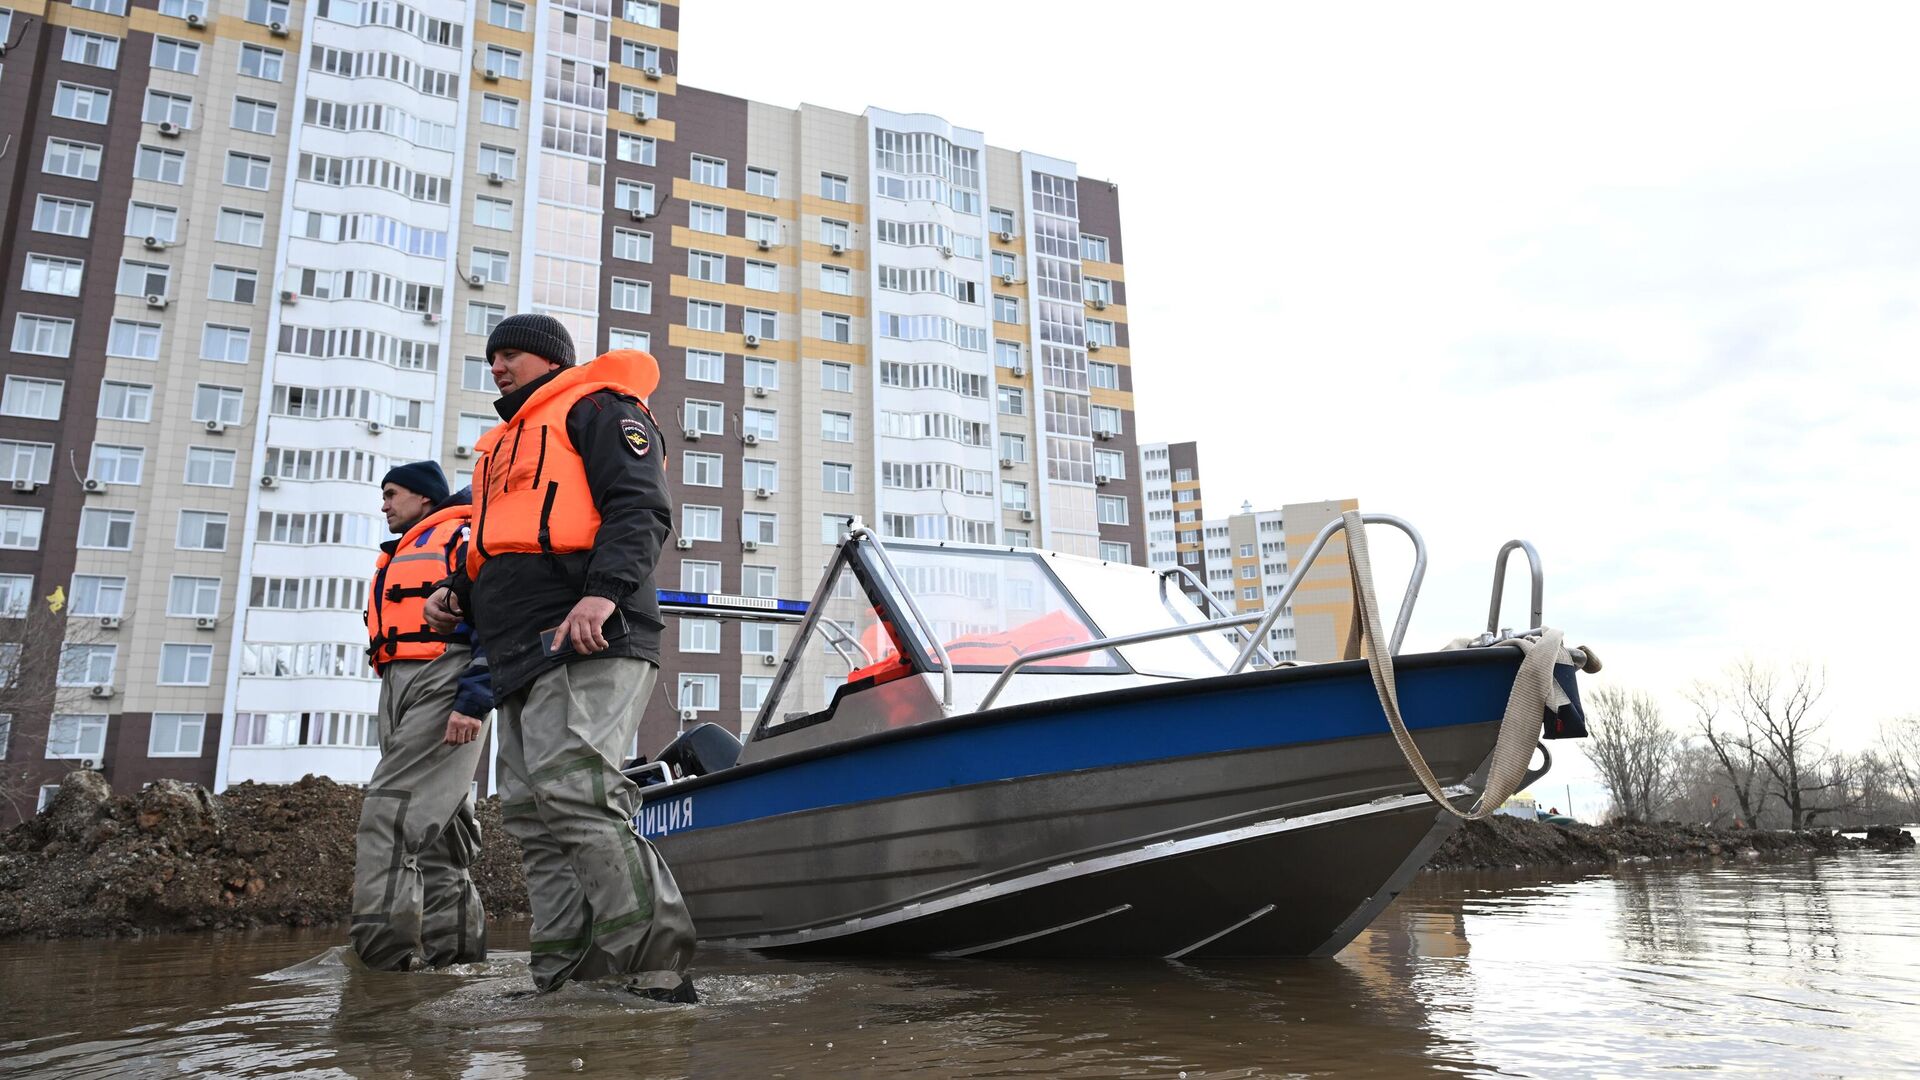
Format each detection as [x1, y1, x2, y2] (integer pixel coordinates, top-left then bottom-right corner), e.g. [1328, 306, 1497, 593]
[2, 854, 1915, 1078]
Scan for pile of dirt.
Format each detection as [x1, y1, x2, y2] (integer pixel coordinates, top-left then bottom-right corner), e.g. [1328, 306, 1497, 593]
[1426, 813, 1916, 871]
[0, 772, 530, 939]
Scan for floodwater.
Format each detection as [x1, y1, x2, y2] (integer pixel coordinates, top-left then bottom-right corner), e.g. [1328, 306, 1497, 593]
[2, 854, 1916, 1078]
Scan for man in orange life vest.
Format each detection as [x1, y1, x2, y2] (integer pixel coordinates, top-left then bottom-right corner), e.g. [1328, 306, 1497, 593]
[350, 461, 492, 970]
[425, 314, 695, 998]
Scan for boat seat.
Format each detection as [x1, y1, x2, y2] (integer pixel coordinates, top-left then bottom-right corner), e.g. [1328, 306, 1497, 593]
[654, 721, 743, 780]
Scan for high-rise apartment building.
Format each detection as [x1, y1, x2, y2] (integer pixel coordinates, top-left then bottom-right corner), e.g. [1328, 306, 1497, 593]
[0, 0, 1143, 820]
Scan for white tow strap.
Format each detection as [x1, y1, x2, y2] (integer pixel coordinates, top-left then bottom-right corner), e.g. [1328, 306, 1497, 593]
[1340, 510, 1569, 820]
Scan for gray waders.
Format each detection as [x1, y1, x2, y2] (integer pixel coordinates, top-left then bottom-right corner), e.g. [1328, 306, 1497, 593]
[495, 657, 696, 992]
[350, 645, 490, 970]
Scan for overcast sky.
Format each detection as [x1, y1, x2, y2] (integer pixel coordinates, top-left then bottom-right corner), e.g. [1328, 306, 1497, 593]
[687, 2, 1920, 813]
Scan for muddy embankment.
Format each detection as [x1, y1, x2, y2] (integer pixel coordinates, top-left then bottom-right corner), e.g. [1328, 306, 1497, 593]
[1, 772, 1913, 938]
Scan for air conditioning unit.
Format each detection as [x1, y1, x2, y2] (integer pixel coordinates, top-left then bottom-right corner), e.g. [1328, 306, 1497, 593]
[674, 537, 693, 550]
[82, 478, 104, 494]
[486, 172, 504, 186]
[269, 20, 289, 37]
[98, 616, 121, 630]
[80, 758, 98, 770]
[678, 708, 698, 722]
[681, 427, 700, 441]
[143, 236, 165, 251]
[1009, 365, 1025, 378]
[455, 445, 471, 458]
[1087, 340, 1102, 352]
[1019, 510, 1035, 522]
[1001, 273, 1017, 286]
[1094, 428, 1116, 441]
[366, 420, 384, 434]
[483, 65, 500, 82]
[90, 684, 114, 699]
[467, 273, 485, 287]
[756, 237, 773, 251]
[629, 207, 649, 222]
[742, 539, 760, 552]
[761, 653, 779, 667]
[422, 312, 440, 325]
[146, 294, 169, 309]
[644, 66, 662, 81]
[1094, 474, 1111, 486]
[742, 433, 759, 446]
[998, 230, 1015, 243]
[204, 419, 226, 434]
[633, 109, 650, 124]
[185, 12, 206, 28]
[158, 121, 182, 137]
[259, 474, 279, 489]
[1090, 298, 1108, 310]
[753, 486, 770, 500]
[194, 616, 217, 631]
[939, 245, 954, 258]
[750, 386, 768, 399]
[999, 457, 1014, 470]
[280, 290, 298, 304]
[743, 334, 761, 349]
[10, 479, 37, 493]
[829, 242, 845, 256]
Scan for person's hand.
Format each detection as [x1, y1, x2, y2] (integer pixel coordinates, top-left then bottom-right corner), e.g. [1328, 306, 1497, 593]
[445, 712, 483, 746]
[553, 596, 618, 655]
[424, 586, 462, 632]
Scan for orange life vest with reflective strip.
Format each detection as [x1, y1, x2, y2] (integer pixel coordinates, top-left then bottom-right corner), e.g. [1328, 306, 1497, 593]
[366, 503, 470, 670]
[468, 349, 663, 579]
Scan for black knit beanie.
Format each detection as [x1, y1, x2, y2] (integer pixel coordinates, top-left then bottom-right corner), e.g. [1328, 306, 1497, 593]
[382, 460, 449, 505]
[487, 313, 576, 368]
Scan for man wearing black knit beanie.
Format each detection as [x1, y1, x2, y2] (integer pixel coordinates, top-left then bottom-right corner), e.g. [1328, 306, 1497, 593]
[426, 315, 696, 999]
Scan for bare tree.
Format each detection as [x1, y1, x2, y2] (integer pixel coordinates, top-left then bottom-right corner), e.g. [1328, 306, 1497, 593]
[1584, 685, 1680, 822]
[1687, 682, 1766, 827]
[1878, 714, 1920, 822]
[0, 599, 111, 822]
[1725, 660, 1845, 828]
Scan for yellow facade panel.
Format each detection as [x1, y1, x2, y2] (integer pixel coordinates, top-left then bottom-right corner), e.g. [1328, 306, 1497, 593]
[801, 243, 867, 270]
[671, 178, 782, 216]
[667, 273, 798, 314]
[611, 21, 680, 49]
[1089, 388, 1135, 411]
[608, 113, 676, 142]
[469, 72, 532, 96]
[608, 63, 678, 93]
[1086, 301, 1126, 321]
[666, 325, 795, 362]
[800, 289, 868, 319]
[799, 194, 867, 224]
[1081, 258, 1126, 283]
[472, 21, 535, 48]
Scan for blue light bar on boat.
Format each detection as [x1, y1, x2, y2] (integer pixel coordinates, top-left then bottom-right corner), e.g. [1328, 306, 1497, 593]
[656, 590, 810, 621]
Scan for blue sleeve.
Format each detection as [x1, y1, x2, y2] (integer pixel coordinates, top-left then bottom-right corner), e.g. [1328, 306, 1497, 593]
[447, 523, 494, 716]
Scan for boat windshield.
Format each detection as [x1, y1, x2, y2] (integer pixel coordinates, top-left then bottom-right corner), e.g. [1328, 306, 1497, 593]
[886, 545, 1122, 674]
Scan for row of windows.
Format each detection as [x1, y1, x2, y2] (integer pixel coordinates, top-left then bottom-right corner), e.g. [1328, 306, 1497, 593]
[30, 711, 207, 762]
[44, 136, 275, 194]
[33, 195, 267, 256]
[676, 455, 854, 494]
[0, 506, 227, 554]
[2, 376, 242, 425]
[54, 641, 216, 687]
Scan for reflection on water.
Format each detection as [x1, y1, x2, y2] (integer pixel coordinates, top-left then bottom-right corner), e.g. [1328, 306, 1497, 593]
[2, 854, 1915, 1078]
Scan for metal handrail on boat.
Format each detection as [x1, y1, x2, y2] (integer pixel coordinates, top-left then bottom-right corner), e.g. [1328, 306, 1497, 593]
[1228, 514, 1426, 674]
[975, 608, 1280, 712]
[1158, 564, 1278, 669]
[1485, 539, 1543, 638]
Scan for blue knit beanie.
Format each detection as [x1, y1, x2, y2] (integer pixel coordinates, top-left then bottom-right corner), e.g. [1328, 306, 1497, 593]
[382, 460, 449, 505]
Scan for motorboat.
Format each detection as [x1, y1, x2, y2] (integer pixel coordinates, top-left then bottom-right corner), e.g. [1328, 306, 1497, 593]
[629, 512, 1593, 958]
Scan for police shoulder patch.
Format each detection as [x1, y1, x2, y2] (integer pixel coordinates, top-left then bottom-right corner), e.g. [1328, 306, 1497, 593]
[618, 417, 651, 458]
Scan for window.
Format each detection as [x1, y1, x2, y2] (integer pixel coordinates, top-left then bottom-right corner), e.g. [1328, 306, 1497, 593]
[746, 167, 778, 197]
[682, 451, 722, 487]
[680, 619, 721, 653]
[741, 622, 779, 658]
[690, 156, 727, 187]
[126, 202, 180, 244]
[684, 350, 724, 383]
[1240, 564, 1259, 580]
[134, 146, 187, 184]
[461, 356, 492, 392]
[0, 442, 54, 485]
[821, 411, 853, 443]
[238, 44, 285, 81]
[54, 83, 113, 124]
[59, 644, 118, 687]
[482, 45, 523, 79]
[680, 560, 721, 593]
[742, 408, 778, 441]
[687, 300, 725, 333]
[1, 508, 45, 551]
[43, 139, 102, 181]
[993, 295, 1021, 324]
[33, 195, 94, 238]
[1000, 432, 1028, 463]
[689, 203, 726, 234]
[1084, 277, 1114, 305]
[184, 446, 237, 487]
[1095, 449, 1127, 479]
[821, 362, 852, 392]
[209, 265, 259, 304]
[159, 644, 215, 686]
[224, 152, 271, 190]
[477, 144, 517, 180]
[474, 195, 515, 229]
[1100, 541, 1132, 564]
[820, 313, 851, 343]
[482, 94, 520, 128]
[1175, 468, 1194, 483]
[98, 380, 154, 421]
[820, 173, 849, 201]
[177, 510, 228, 551]
[820, 218, 850, 248]
[682, 505, 722, 542]
[245, 0, 290, 26]
[200, 324, 252, 363]
[819, 265, 852, 295]
[997, 385, 1026, 416]
[466, 302, 506, 335]
[613, 179, 654, 214]
[621, 39, 660, 69]
[744, 309, 778, 340]
[1092, 406, 1123, 436]
[742, 458, 777, 492]
[741, 565, 776, 597]
[206, 209, 266, 250]
[143, 90, 193, 128]
[742, 512, 778, 545]
[1001, 481, 1031, 511]
[231, 97, 277, 134]
[989, 207, 1016, 234]
[487, 0, 526, 30]
[193, 384, 244, 426]
[13, 315, 74, 358]
[0, 575, 31, 619]
[167, 576, 221, 617]
[151, 37, 200, 74]
[1082, 234, 1110, 262]
[69, 575, 127, 618]
[677, 674, 719, 711]
[78, 508, 136, 550]
[687, 250, 725, 283]
[610, 279, 651, 313]
[621, 85, 659, 118]
[2, 377, 64, 421]
[740, 676, 773, 712]
[24, 255, 84, 298]
[1089, 360, 1120, 390]
[683, 399, 723, 434]
[1097, 495, 1130, 525]
[615, 132, 656, 165]
[116, 260, 171, 298]
[991, 251, 1017, 278]
[469, 248, 510, 284]
[745, 261, 778, 291]
[46, 716, 108, 761]
[821, 461, 853, 494]
[150, 713, 207, 757]
[612, 228, 652, 262]
[63, 29, 121, 68]
[89, 444, 145, 486]
[624, 0, 662, 27]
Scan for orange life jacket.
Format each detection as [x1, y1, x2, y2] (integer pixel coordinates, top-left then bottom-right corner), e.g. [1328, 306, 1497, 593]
[468, 349, 663, 578]
[367, 503, 471, 669]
